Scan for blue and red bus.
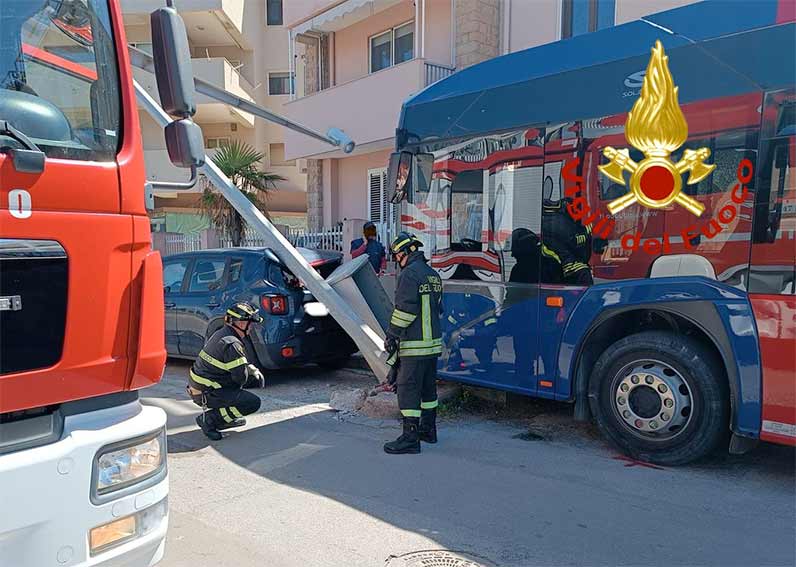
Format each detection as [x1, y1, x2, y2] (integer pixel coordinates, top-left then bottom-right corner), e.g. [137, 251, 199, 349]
[389, 0, 795, 464]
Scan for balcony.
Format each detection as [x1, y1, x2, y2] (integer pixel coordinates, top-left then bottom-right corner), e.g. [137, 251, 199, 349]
[133, 58, 255, 128]
[192, 58, 256, 127]
[121, 0, 249, 49]
[283, 59, 454, 160]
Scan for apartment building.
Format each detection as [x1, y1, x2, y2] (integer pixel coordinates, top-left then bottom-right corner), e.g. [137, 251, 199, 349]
[121, 0, 308, 234]
[282, 0, 698, 233]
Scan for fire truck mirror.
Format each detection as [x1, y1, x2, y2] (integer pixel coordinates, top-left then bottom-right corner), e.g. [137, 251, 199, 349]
[150, 7, 196, 118]
[165, 119, 205, 169]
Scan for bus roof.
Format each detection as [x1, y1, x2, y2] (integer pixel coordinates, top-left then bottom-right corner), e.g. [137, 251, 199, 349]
[398, 0, 795, 147]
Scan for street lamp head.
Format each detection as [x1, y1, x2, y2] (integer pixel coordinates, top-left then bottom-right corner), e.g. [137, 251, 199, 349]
[327, 127, 355, 154]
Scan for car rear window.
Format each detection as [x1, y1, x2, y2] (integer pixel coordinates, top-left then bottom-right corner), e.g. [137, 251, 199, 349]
[266, 263, 285, 287]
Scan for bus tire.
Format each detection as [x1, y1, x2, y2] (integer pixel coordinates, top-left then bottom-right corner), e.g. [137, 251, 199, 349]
[589, 330, 728, 466]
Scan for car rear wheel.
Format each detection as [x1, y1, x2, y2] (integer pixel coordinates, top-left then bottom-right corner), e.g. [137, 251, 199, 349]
[589, 331, 728, 466]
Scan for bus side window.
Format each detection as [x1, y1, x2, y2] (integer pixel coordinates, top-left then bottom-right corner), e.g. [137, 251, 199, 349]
[749, 92, 795, 295]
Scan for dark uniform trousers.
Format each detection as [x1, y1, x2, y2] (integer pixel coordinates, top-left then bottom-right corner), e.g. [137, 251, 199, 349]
[189, 388, 260, 425]
[188, 326, 262, 425]
[396, 357, 439, 417]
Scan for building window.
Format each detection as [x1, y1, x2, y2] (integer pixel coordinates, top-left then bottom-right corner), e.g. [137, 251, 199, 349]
[269, 143, 295, 166]
[268, 71, 292, 95]
[561, 0, 615, 39]
[266, 0, 283, 26]
[369, 21, 414, 73]
[206, 137, 230, 149]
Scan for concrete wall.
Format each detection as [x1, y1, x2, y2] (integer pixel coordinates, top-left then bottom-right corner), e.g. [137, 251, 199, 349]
[615, 0, 699, 24]
[504, 0, 560, 53]
[335, 149, 391, 222]
[423, 0, 453, 66]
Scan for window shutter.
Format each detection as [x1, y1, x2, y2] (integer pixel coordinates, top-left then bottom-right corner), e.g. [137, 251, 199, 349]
[368, 169, 383, 222]
[381, 169, 390, 223]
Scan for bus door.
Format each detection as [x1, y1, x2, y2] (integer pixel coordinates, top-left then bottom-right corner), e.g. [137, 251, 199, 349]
[422, 130, 544, 394]
[749, 89, 796, 445]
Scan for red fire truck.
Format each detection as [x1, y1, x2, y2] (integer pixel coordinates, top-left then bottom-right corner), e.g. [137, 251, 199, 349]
[0, 1, 202, 564]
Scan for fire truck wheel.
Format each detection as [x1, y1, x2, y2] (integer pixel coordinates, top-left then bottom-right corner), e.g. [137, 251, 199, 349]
[589, 330, 729, 466]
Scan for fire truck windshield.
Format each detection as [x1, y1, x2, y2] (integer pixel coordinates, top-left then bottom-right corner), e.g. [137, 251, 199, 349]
[0, 0, 120, 161]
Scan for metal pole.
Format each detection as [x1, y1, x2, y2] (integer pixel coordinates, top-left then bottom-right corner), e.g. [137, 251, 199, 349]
[414, 1, 419, 58]
[129, 47, 353, 152]
[134, 80, 388, 381]
[288, 29, 294, 100]
[421, 0, 426, 59]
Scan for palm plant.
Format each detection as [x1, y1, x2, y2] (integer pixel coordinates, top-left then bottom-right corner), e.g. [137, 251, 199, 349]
[200, 140, 286, 246]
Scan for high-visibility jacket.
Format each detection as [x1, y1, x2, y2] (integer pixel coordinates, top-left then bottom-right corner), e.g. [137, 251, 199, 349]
[189, 326, 250, 392]
[387, 251, 443, 359]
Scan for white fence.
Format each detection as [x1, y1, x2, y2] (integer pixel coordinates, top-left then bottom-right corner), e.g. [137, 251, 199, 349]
[155, 224, 347, 256]
[162, 233, 202, 255]
[286, 225, 344, 251]
[219, 225, 344, 251]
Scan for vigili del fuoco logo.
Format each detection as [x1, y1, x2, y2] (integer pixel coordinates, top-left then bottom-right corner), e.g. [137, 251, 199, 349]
[563, 40, 754, 255]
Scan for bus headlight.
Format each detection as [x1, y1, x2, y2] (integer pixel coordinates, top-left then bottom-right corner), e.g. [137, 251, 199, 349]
[95, 430, 166, 496]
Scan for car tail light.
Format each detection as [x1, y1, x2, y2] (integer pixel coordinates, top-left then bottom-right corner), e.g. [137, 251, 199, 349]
[281, 346, 295, 358]
[261, 294, 288, 315]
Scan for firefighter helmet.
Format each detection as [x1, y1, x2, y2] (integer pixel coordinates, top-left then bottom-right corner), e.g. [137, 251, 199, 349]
[225, 302, 263, 324]
[390, 231, 423, 257]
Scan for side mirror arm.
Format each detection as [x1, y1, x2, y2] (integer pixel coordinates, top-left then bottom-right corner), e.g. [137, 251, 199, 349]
[146, 165, 198, 191]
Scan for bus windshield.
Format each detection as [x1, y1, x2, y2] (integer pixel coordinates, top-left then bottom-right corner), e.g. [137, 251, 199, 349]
[0, 0, 120, 161]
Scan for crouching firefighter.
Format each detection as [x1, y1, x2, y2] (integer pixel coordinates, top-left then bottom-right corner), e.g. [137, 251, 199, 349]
[188, 302, 265, 441]
[384, 232, 443, 454]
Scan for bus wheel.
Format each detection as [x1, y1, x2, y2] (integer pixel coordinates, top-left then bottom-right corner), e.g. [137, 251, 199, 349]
[589, 331, 728, 466]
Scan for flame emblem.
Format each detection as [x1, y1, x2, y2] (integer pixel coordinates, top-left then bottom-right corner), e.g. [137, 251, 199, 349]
[599, 41, 714, 216]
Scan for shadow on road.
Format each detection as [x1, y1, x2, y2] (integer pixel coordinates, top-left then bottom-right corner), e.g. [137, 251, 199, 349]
[147, 360, 796, 566]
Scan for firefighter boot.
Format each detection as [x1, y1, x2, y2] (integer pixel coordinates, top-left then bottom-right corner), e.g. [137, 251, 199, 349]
[217, 418, 246, 430]
[419, 409, 437, 443]
[383, 417, 421, 454]
[196, 413, 222, 441]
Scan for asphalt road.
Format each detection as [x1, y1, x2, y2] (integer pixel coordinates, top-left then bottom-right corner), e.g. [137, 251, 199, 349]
[142, 360, 795, 567]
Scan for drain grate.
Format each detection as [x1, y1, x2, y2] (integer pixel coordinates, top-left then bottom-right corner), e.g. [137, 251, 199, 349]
[386, 550, 497, 567]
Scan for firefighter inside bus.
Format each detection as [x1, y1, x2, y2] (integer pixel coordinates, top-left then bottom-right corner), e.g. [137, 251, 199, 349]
[541, 175, 595, 285]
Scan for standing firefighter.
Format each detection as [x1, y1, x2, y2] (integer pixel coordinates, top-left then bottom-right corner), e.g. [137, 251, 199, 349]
[384, 232, 443, 454]
[188, 302, 265, 441]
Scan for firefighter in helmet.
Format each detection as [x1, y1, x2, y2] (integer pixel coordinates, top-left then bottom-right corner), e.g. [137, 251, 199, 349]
[541, 198, 594, 285]
[188, 302, 265, 441]
[383, 232, 443, 454]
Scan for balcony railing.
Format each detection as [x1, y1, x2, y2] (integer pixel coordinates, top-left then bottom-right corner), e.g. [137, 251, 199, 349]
[424, 62, 455, 86]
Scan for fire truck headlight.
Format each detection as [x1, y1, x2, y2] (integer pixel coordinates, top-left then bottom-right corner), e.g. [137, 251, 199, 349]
[89, 497, 168, 556]
[95, 430, 166, 496]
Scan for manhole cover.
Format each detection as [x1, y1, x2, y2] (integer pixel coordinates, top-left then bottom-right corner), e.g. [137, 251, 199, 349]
[386, 550, 497, 567]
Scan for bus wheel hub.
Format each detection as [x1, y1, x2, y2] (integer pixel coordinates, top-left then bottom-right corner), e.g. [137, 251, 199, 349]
[614, 361, 692, 437]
